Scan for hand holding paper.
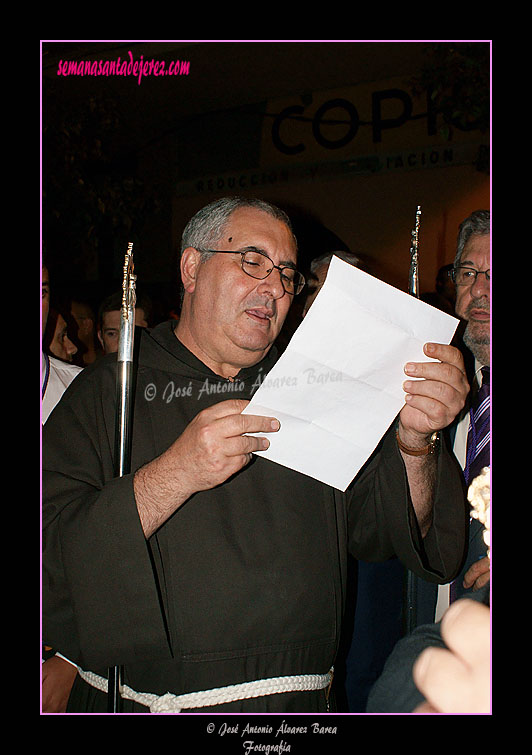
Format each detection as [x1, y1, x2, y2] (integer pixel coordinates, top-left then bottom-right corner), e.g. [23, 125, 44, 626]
[400, 341, 470, 442]
[243, 256, 463, 491]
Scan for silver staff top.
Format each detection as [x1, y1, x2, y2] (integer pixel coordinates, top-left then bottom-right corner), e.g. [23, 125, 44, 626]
[409, 206, 421, 298]
[118, 242, 136, 363]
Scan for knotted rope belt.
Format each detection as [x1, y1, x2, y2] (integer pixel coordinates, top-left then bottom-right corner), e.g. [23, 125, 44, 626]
[78, 667, 334, 713]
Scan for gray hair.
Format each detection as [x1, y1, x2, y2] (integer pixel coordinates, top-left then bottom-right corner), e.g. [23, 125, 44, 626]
[309, 250, 361, 274]
[180, 196, 297, 261]
[455, 210, 490, 267]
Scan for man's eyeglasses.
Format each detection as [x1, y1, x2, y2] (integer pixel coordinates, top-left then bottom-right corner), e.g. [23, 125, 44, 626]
[200, 249, 306, 296]
[449, 266, 490, 287]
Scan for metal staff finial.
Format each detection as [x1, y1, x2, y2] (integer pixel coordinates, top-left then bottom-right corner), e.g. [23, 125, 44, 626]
[409, 205, 421, 298]
[121, 242, 136, 321]
[116, 242, 136, 470]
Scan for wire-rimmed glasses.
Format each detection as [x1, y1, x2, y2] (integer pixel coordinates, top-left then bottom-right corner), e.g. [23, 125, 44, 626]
[200, 248, 306, 296]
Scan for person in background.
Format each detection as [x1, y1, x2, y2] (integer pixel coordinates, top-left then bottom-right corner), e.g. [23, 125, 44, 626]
[365, 210, 491, 714]
[413, 597, 490, 714]
[421, 263, 456, 315]
[447, 210, 490, 598]
[366, 464, 491, 714]
[43, 307, 79, 365]
[97, 291, 151, 355]
[71, 299, 101, 365]
[41, 263, 82, 710]
[302, 251, 362, 317]
[42, 265, 83, 420]
[415, 210, 491, 627]
[366, 582, 490, 713]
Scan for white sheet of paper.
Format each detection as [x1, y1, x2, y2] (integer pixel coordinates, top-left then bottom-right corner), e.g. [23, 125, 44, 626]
[242, 256, 459, 491]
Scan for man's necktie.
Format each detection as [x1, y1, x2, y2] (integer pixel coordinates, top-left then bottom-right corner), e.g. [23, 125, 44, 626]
[464, 366, 490, 484]
[449, 366, 491, 603]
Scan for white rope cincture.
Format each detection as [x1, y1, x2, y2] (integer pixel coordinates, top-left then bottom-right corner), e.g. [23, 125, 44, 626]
[78, 667, 334, 714]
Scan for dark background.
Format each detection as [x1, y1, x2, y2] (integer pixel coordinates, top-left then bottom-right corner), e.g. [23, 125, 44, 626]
[41, 40, 490, 324]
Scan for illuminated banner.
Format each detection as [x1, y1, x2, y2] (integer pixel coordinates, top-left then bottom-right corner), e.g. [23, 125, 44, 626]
[176, 143, 485, 198]
[260, 77, 486, 164]
[174, 77, 488, 197]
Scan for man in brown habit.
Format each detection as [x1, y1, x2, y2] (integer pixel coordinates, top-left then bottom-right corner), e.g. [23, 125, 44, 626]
[42, 196, 469, 713]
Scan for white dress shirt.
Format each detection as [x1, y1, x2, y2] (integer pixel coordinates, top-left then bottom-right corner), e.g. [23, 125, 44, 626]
[42, 353, 83, 424]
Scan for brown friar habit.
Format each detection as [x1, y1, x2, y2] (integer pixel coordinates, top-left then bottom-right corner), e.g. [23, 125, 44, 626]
[42, 320, 467, 713]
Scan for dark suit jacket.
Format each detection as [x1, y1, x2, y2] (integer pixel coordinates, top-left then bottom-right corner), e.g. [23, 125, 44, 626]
[366, 582, 490, 713]
[413, 336, 486, 626]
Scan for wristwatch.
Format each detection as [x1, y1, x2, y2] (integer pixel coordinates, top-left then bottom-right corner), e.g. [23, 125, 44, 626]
[396, 430, 440, 456]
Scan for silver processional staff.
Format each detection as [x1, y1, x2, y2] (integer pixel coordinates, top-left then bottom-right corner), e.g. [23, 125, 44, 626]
[405, 206, 421, 635]
[108, 242, 136, 712]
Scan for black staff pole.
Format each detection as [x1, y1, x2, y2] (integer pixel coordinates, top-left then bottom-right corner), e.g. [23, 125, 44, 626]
[108, 242, 136, 712]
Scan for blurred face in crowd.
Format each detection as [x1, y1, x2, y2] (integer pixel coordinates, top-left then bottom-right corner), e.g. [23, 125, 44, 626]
[302, 263, 329, 317]
[42, 266, 50, 332]
[454, 234, 490, 366]
[49, 312, 78, 363]
[98, 308, 148, 354]
[71, 301, 95, 340]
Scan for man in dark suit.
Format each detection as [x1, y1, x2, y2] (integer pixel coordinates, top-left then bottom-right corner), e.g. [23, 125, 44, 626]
[449, 210, 490, 597]
[410, 209, 491, 627]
